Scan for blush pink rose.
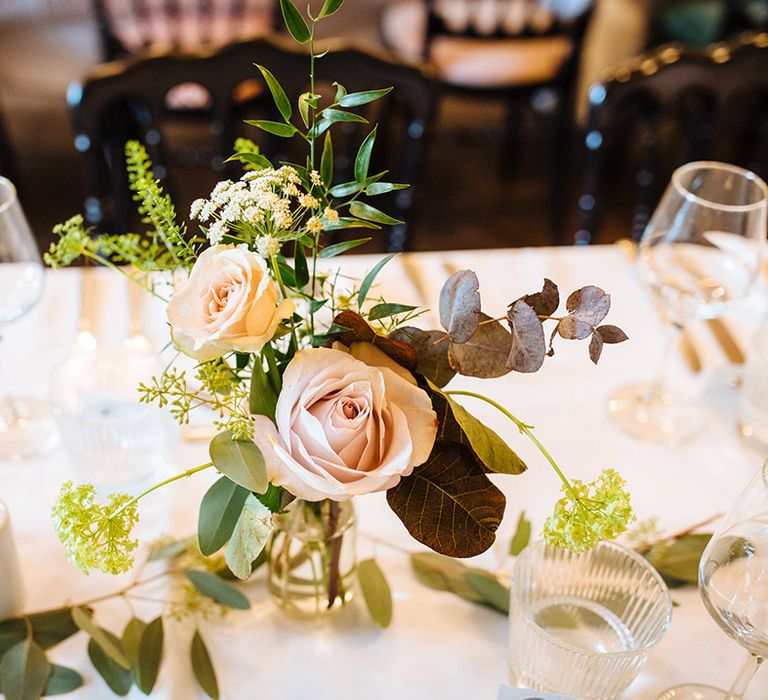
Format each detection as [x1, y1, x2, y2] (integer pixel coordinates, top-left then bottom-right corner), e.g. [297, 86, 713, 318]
[252, 343, 438, 501]
[167, 244, 294, 360]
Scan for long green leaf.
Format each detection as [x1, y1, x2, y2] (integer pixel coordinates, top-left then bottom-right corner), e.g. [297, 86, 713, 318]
[209, 431, 268, 494]
[0, 639, 51, 700]
[358, 559, 393, 628]
[320, 108, 368, 124]
[198, 477, 249, 556]
[368, 302, 417, 320]
[186, 571, 251, 610]
[72, 608, 130, 670]
[190, 631, 219, 699]
[43, 665, 83, 696]
[357, 253, 396, 309]
[323, 217, 381, 231]
[329, 181, 361, 198]
[249, 359, 278, 420]
[224, 152, 272, 170]
[319, 238, 370, 258]
[321, 131, 334, 188]
[136, 617, 163, 695]
[87, 638, 131, 696]
[278, 0, 311, 42]
[294, 241, 309, 287]
[319, 0, 344, 17]
[339, 87, 393, 108]
[243, 120, 298, 138]
[354, 126, 377, 184]
[349, 201, 403, 226]
[255, 64, 292, 122]
[366, 182, 408, 196]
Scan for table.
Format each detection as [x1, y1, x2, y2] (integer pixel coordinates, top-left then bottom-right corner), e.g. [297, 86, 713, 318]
[2, 245, 767, 699]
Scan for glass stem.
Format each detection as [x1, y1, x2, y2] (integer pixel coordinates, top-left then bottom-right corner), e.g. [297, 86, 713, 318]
[645, 320, 681, 403]
[725, 653, 763, 700]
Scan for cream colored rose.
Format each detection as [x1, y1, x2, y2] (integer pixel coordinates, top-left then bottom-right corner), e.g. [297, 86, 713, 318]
[167, 245, 294, 360]
[252, 343, 438, 501]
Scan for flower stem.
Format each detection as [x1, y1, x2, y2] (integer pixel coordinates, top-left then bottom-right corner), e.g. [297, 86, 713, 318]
[112, 462, 214, 518]
[444, 390, 579, 502]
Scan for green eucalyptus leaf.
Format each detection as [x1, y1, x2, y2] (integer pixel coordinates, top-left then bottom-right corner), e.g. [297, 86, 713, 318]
[464, 571, 510, 614]
[354, 126, 377, 185]
[339, 87, 393, 108]
[329, 181, 361, 198]
[349, 201, 403, 226]
[321, 131, 334, 188]
[357, 253, 397, 309]
[148, 538, 189, 562]
[366, 182, 408, 196]
[43, 665, 83, 696]
[409, 552, 483, 602]
[72, 608, 130, 670]
[368, 302, 417, 321]
[224, 495, 273, 580]
[224, 152, 272, 170]
[0, 639, 51, 700]
[278, 0, 311, 42]
[190, 631, 219, 699]
[243, 120, 298, 138]
[198, 477, 249, 556]
[255, 64, 291, 122]
[185, 571, 251, 610]
[87, 638, 131, 696]
[0, 608, 81, 657]
[319, 238, 371, 258]
[509, 511, 532, 556]
[294, 241, 309, 288]
[652, 534, 712, 585]
[209, 431, 268, 494]
[136, 617, 163, 695]
[358, 559, 393, 628]
[121, 618, 146, 669]
[387, 441, 505, 558]
[319, 0, 344, 18]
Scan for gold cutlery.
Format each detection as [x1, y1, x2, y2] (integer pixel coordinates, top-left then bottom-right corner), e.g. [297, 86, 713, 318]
[616, 239, 703, 374]
[706, 317, 745, 364]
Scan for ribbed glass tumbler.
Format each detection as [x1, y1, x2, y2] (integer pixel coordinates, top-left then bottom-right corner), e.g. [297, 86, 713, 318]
[509, 540, 672, 699]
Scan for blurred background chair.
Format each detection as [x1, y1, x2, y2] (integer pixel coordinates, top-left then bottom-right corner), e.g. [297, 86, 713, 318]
[90, 0, 278, 60]
[380, 0, 593, 244]
[68, 36, 436, 252]
[576, 32, 768, 244]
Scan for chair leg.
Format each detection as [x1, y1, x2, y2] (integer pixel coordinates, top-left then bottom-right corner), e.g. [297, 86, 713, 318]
[550, 92, 572, 245]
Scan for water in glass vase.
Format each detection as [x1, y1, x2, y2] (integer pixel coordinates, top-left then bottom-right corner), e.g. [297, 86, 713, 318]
[268, 499, 356, 620]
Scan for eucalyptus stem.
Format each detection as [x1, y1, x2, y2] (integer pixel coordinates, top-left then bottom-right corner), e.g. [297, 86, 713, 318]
[112, 462, 214, 519]
[309, 19, 317, 170]
[269, 254, 300, 350]
[81, 250, 168, 303]
[445, 390, 579, 502]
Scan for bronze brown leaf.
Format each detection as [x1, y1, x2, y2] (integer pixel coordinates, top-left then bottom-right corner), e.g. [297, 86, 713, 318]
[390, 327, 456, 388]
[332, 311, 418, 371]
[386, 441, 506, 558]
[518, 278, 560, 317]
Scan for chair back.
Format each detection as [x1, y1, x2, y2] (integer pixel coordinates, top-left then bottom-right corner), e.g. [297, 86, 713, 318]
[91, 0, 278, 60]
[68, 36, 436, 251]
[576, 32, 768, 244]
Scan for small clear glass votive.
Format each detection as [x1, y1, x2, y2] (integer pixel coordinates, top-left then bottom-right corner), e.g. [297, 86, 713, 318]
[0, 501, 24, 620]
[739, 323, 768, 454]
[509, 540, 672, 700]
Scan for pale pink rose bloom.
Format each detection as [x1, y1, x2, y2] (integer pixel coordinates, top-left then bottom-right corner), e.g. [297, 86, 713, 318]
[252, 343, 438, 501]
[167, 244, 294, 360]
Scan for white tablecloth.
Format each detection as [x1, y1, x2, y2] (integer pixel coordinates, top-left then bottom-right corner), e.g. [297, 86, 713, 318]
[2, 245, 768, 699]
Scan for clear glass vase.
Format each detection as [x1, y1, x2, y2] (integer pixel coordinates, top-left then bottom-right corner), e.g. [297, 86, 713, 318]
[267, 498, 357, 620]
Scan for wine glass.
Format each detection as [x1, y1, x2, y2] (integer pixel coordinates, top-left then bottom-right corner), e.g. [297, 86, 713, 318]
[657, 462, 768, 699]
[0, 176, 58, 459]
[609, 161, 767, 444]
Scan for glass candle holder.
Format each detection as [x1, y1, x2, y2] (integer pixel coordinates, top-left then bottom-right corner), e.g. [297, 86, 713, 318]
[509, 540, 672, 700]
[0, 501, 24, 620]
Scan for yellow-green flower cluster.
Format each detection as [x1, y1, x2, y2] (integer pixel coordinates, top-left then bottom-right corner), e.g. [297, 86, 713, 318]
[543, 468, 635, 554]
[51, 481, 139, 575]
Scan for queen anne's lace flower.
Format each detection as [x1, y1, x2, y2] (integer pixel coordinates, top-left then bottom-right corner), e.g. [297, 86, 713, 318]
[257, 235, 282, 258]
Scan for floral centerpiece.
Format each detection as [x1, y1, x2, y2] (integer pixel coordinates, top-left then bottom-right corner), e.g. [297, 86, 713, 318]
[46, 0, 632, 622]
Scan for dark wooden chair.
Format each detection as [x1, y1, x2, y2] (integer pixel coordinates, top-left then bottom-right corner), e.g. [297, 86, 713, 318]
[0, 98, 20, 190]
[90, 0, 279, 60]
[380, 0, 593, 244]
[576, 31, 768, 245]
[67, 36, 436, 251]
